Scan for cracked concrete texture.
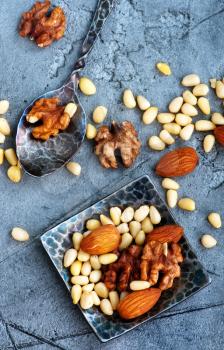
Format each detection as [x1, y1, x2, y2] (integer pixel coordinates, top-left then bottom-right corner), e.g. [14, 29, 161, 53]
[0, 0, 224, 349]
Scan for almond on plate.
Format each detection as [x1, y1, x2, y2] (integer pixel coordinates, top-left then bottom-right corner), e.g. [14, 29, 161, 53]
[117, 288, 161, 320]
[214, 126, 224, 146]
[80, 224, 120, 255]
[147, 225, 183, 243]
[155, 147, 199, 177]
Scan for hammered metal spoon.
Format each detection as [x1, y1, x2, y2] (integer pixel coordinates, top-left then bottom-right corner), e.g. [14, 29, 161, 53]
[16, 0, 116, 177]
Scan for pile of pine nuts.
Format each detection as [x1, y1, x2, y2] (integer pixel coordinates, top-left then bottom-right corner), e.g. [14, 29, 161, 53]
[64, 204, 164, 315]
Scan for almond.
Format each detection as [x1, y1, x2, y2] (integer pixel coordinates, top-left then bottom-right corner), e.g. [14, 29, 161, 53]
[117, 288, 161, 320]
[214, 126, 224, 146]
[80, 224, 120, 255]
[147, 225, 183, 243]
[155, 147, 199, 177]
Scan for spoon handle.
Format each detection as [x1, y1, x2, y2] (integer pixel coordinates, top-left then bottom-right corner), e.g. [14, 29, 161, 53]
[73, 0, 117, 71]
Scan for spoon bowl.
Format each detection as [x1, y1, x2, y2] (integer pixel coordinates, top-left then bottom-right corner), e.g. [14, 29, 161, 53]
[16, 76, 86, 177]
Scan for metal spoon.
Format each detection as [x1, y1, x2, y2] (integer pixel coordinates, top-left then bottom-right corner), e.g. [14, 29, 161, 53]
[16, 0, 116, 177]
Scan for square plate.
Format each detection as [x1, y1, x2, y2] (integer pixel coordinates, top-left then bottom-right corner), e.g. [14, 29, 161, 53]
[41, 175, 210, 342]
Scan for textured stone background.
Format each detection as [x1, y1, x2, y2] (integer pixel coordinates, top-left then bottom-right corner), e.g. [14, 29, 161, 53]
[0, 0, 224, 349]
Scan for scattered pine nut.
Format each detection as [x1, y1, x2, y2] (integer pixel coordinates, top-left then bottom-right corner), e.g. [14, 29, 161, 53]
[159, 129, 175, 145]
[203, 135, 215, 153]
[5, 148, 18, 165]
[64, 103, 77, 118]
[0, 118, 10, 135]
[11, 227, 29, 241]
[208, 212, 222, 228]
[181, 103, 198, 117]
[66, 162, 81, 176]
[79, 77, 96, 95]
[211, 112, 224, 125]
[137, 95, 150, 111]
[175, 113, 192, 126]
[201, 234, 217, 248]
[0, 148, 4, 165]
[195, 120, 215, 131]
[192, 84, 209, 97]
[210, 79, 216, 89]
[166, 189, 178, 208]
[156, 62, 172, 76]
[86, 123, 97, 139]
[197, 97, 210, 115]
[181, 74, 200, 87]
[182, 90, 197, 105]
[148, 136, 165, 151]
[163, 123, 181, 135]
[178, 198, 196, 211]
[0, 100, 9, 114]
[179, 124, 194, 141]
[7, 166, 22, 183]
[162, 178, 180, 190]
[142, 107, 158, 125]
[215, 81, 224, 98]
[168, 97, 183, 113]
[0, 132, 5, 144]
[123, 89, 136, 109]
[157, 113, 175, 124]
[92, 106, 107, 124]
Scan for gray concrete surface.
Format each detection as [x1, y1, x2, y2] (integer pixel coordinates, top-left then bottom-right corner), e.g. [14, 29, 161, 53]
[0, 0, 224, 349]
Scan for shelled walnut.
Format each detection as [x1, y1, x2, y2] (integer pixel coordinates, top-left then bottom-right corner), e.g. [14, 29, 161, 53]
[26, 97, 72, 140]
[19, 0, 66, 47]
[95, 121, 141, 168]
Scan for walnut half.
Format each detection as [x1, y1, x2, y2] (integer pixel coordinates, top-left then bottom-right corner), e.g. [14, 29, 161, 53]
[95, 121, 141, 168]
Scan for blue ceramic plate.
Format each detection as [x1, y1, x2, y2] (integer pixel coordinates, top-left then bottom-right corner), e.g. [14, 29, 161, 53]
[41, 175, 210, 342]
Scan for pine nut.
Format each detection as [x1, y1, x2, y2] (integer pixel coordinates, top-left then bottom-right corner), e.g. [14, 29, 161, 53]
[141, 217, 154, 233]
[82, 283, 94, 293]
[72, 232, 83, 250]
[86, 219, 101, 231]
[135, 230, 145, 245]
[181, 74, 200, 87]
[7, 166, 22, 183]
[121, 207, 134, 223]
[86, 123, 97, 139]
[168, 97, 183, 113]
[162, 178, 180, 190]
[149, 206, 161, 224]
[130, 280, 150, 291]
[5, 148, 18, 165]
[182, 90, 197, 105]
[0, 132, 5, 144]
[210, 78, 216, 88]
[197, 97, 210, 115]
[167, 189, 178, 208]
[195, 120, 215, 131]
[142, 107, 158, 125]
[89, 270, 102, 283]
[0, 148, 4, 164]
[123, 89, 136, 109]
[79, 77, 96, 95]
[94, 282, 109, 298]
[215, 81, 224, 98]
[201, 234, 217, 248]
[90, 256, 101, 270]
[192, 84, 209, 97]
[100, 214, 114, 225]
[181, 103, 198, 116]
[66, 162, 81, 176]
[99, 253, 118, 265]
[178, 198, 196, 211]
[129, 221, 141, 238]
[80, 292, 94, 309]
[148, 136, 165, 151]
[134, 205, 150, 222]
[120, 291, 129, 300]
[91, 291, 101, 305]
[70, 260, 82, 276]
[159, 130, 175, 145]
[71, 285, 82, 304]
[64, 103, 77, 118]
[119, 232, 133, 250]
[137, 95, 150, 111]
[117, 223, 129, 233]
[203, 135, 215, 153]
[64, 248, 77, 268]
[0, 100, 9, 114]
[179, 124, 194, 141]
[109, 291, 119, 310]
[81, 261, 92, 276]
[0, 118, 10, 135]
[93, 106, 107, 123]
[163, 123, 181, 135]
[100, 299, 113, 315]
[110, 207, 121, 225]
[83, 230, 91, 237]
[156, 62, 172, 75]
[175, 114, 192, 126]
[77, 250, 90, 262]
[157, 113, 175, 124]
[208, 213, 222, 228]
[71, 275, 89, 286]
[211, 112, 224, 125]
[11, 227, 29, 241]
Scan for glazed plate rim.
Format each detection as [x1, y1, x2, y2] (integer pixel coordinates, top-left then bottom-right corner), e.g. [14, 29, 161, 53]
[40, 174, 211, 342]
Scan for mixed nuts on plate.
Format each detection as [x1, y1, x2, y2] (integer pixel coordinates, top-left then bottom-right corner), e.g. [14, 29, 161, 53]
[63, 205, 184, 319]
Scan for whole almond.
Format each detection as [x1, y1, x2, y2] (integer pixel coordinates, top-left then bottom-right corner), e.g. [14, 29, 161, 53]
[181, 74, 200, 87]
[156, 147, 199, 177]
[117, 288, 161, 320]
[80, 225, 120, 255]
[168, 97, 183, 113]
[214, 126, 224, 146]
[147, 224, 183, 243]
